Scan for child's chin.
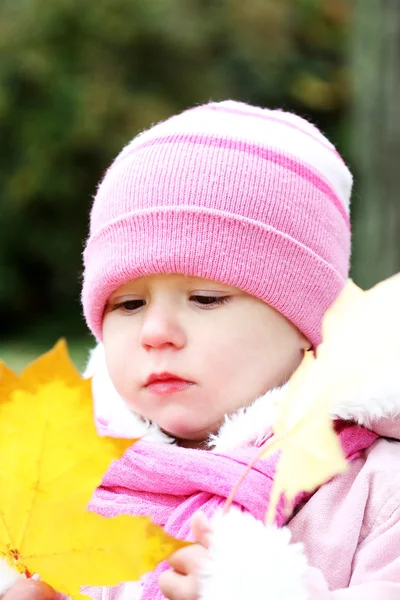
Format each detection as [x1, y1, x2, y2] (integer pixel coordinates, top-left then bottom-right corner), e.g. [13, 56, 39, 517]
[161, 419, 208, 445]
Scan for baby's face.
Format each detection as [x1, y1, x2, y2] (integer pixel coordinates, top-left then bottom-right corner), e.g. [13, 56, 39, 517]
[102, 274, 309, 448]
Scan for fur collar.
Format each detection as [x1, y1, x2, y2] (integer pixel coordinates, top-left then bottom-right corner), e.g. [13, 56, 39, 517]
[84, 343, 400, 451]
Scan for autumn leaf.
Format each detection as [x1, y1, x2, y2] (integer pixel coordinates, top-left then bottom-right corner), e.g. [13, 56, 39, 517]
[261, 273, 400, 524]
[261, 351, 347, 524]
[0, 340, 187, 598]
[318, 274, 400, 396]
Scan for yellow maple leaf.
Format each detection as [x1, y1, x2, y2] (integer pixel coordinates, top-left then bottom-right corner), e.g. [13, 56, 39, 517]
[261, 273, 400, 524]
[318, 274, 400, 396]
[0, 340, 187, 598]
[261, 351, 348, 524]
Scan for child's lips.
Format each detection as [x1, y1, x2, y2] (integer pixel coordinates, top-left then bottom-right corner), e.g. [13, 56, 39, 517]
[145, 379, 195, 395]
[143, 372, 195, 396]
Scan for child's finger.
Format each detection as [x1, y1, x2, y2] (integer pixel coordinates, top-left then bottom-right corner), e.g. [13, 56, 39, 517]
[158, 568, 198, 600]
[3, 580, 58, 600]
[167, 543, 207, 575]
[191, 512, 211, 548]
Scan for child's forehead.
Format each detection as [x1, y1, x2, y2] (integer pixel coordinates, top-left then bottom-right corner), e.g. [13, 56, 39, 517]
[109, 274, 239, 295]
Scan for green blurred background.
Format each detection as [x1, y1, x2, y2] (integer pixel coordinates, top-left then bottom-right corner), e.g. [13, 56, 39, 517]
[1, 0, 399, 371]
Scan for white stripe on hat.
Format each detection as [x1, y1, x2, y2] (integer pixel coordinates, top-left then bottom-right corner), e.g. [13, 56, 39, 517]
[119, 102, 352, 214]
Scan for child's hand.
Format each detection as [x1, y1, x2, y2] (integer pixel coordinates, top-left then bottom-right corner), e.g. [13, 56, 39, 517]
[2, 580, 59, 600]
[158, 512, 211, 600]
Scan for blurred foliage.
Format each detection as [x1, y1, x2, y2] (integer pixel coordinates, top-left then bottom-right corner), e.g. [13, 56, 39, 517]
[349, 0, 400, 288]
[0, 337, 88, 372]
[0, 0, 351, 339]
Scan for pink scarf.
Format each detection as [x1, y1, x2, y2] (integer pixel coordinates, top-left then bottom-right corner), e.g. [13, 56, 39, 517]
[88, 422, 378, 599]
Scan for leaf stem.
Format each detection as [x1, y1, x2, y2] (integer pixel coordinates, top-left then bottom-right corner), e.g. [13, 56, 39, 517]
[222, 433, 283, 515]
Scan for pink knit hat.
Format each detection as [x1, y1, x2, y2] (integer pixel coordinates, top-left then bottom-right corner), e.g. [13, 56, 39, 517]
[82, 100, 352, 346]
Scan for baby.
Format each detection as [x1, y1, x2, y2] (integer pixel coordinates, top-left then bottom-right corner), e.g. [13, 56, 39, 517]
[4, 100, 400, 600]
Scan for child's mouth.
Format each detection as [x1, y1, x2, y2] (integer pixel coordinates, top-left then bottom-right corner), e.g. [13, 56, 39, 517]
[144, 373, 195, 396]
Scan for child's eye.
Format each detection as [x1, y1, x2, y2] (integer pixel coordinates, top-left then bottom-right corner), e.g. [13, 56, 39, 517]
[113, 299, 145, 313]
[190, 295, 231, 308]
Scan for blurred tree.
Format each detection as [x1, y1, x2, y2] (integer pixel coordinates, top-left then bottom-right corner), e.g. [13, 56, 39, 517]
[350, 0, 400, 287]
[0, 0, 350, 338]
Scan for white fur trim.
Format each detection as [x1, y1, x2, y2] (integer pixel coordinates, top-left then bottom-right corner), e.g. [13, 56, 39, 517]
[83, 344, 174, 443]
[0, 558, 22, 596]
[332, 366, 400, 427]
[85, 342, 400, 447]
[209, 387, 282, 452]
[199, 510, 309, 600]
[212, 366, 400, 450]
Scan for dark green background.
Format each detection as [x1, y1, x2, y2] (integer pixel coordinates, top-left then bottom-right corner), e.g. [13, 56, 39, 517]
[1, 0, 398, 368]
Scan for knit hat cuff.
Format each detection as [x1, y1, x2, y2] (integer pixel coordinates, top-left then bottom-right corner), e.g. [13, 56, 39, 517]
[82, 208, 348, 346]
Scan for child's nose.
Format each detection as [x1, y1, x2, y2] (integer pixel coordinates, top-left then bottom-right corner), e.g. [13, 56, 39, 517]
[139, 305, 186, 350]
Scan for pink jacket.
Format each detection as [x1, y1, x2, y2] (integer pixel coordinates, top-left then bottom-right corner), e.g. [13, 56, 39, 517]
[86, 347, 400, 599]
